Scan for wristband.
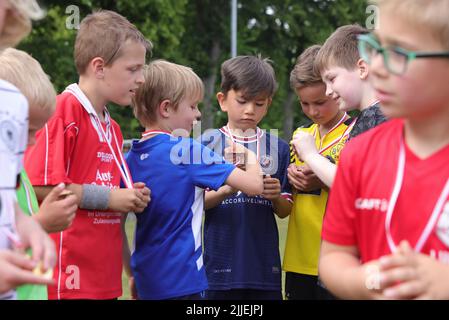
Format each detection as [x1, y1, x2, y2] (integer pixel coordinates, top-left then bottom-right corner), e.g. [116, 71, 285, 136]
[80, 184, 111, 210]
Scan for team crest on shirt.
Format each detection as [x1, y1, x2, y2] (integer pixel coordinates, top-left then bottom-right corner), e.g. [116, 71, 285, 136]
[0, 120, 17, 152]
[436, 202, 449, 247]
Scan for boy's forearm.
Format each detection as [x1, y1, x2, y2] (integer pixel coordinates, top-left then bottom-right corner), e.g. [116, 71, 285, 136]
[272, 196, 292, 219]
[244, 151, 264, 192]
[302, 153, 337, 188]
[34, 184, 83, 205]
[319, 250, 382, 299]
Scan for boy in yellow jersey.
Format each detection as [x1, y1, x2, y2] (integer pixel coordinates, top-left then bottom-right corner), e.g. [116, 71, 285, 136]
[284, 45, 352, 300]
[292, 25, 387, 188]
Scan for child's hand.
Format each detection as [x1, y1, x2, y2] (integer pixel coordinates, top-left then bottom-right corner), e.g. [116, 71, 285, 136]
[36, 183, 78, 233]
[15, 211, 56, 273]
[292, 131, 318, 162]
[109, 184, 151, 213]
[262, 175, 281, 200]
[378, 241, 449, 299]
[133, 182, 151, 213]
[287, 164, 322, 192]
[0, 249, 54, 294]
[224, 141, 247, 166]
[287, 164, 303, 191]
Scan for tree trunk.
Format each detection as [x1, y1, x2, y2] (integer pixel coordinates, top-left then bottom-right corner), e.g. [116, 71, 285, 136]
[282, 90, 296, 141]
[201, 39, 221, 131]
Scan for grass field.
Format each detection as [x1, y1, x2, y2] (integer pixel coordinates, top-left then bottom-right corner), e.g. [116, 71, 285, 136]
[119, 214, 290, 300]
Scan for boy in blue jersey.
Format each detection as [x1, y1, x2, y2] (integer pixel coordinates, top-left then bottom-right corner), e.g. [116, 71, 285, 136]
[124, 60, 264, 300]
[199, 55, 292, 300]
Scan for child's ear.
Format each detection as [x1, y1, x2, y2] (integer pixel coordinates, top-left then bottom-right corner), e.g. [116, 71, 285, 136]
[357, 58, 369, 80]
[92, 57, 105, 78]
[216, 92, 228, 112]
[158, 99, 171, 118]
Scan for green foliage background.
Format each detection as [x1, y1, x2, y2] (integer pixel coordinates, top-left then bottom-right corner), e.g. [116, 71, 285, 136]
[19, 0, 368, 140]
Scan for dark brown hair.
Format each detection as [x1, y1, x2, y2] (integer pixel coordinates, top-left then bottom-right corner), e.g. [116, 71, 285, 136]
[220, 55, 277, 100]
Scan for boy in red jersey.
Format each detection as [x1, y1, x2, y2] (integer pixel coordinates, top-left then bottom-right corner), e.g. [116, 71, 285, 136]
[25, 10, 151, 299]
[319, 0, 449, 299]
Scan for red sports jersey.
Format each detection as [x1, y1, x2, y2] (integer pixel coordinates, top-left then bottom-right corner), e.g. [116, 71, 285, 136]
[25, 88, 124, 299]
[322, 119, 449, 264]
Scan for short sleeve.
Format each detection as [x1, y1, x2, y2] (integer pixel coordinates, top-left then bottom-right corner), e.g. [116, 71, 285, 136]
[321, 144, 358, 246]
[185, 139, 235, 191]
[25, 115, 78, 186]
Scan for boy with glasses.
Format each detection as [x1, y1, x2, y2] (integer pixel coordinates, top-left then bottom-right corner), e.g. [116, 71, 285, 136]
[319, 0, 449, 299]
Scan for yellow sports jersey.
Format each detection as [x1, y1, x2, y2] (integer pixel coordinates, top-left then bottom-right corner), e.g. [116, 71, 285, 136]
[283, 118, 352, 276]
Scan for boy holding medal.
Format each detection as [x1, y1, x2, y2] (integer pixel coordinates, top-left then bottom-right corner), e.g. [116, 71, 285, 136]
[200, 55, 292, 300]
[125, 59, 264, 299]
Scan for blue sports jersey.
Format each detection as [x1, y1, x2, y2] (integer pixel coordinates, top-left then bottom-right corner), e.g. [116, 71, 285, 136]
[199, 127, 292, 291]
[126, 134, 235, 299]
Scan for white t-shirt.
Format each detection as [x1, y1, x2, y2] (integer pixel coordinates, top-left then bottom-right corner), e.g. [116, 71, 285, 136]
[0, 79, 29, 300]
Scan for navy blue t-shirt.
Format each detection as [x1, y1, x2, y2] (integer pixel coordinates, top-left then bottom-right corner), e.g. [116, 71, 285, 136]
[199, 127, 292, 291]
[126, 134, 235, 299]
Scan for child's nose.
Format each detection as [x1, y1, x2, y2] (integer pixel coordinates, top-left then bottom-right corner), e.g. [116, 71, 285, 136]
[325, 83, 333, 97]
[244, 103, 256, 114]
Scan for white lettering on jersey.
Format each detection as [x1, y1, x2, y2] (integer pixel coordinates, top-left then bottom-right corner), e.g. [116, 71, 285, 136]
[355, 198, 388, 212]
[97, 151, 113, 163]
[96, 170, 113, 183]
[436, 202, 449, 247]
[65, 265, 80, 290]
[140, 153, 149, 161]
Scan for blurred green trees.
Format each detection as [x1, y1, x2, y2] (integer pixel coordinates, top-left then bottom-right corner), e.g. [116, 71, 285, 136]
[19, 0, 368, 140]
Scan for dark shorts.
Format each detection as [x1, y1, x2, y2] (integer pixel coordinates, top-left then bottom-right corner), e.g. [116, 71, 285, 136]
[206, 288, 282, 300]
[285, 272, 335, 300]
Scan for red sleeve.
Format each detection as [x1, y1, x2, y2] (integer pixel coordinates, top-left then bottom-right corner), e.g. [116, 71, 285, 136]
[25, 94, 79, 186]
[321, 141, 359, 246]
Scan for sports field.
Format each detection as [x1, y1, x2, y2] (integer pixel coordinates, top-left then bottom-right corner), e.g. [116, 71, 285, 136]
[120, 214, 290, 300]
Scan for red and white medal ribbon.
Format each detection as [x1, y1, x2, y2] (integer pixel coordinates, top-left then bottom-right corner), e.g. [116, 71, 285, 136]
[141, 130, 173, 139]
[312, 113, 349, 154]
[385, 138, 449, 253]
[64, 84, 134, 189]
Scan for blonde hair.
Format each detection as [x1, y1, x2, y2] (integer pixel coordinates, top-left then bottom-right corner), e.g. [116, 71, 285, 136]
[75, 10, 152, 75]
[0, 0, 44, 49]
[0, 48, 56, 113]
[133, 60, 204, 127]
[290, 45, 322, 90]
[315, 24, 369, 74]
[373, 0, 449, 50]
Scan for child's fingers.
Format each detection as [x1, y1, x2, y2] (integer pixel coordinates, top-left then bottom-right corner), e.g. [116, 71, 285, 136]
[44, 183, 66, 202]
[12, 267, 55, 287]
[379, 266, 417, 289]
[133, 182, 146, 189]
[42, 237, 56, 271]
[1, 250, 36, 271]
[383, 280, 424, 300]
